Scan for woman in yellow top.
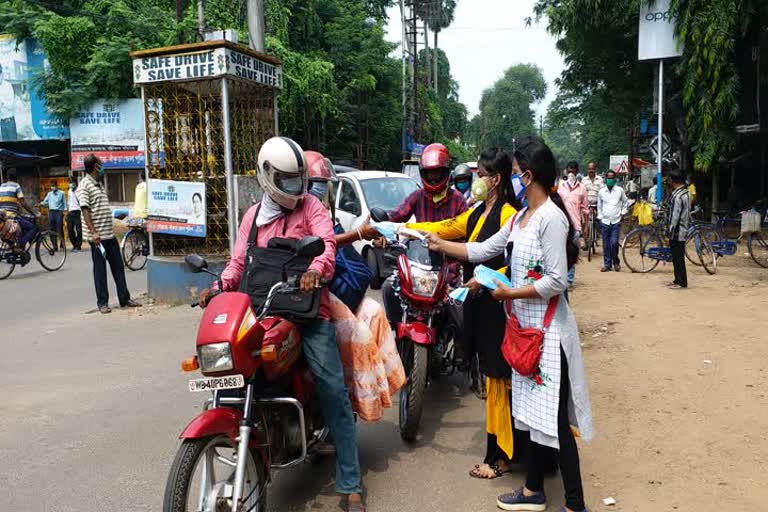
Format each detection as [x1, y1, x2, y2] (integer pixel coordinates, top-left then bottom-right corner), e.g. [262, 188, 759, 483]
[409, 148, 547, 479]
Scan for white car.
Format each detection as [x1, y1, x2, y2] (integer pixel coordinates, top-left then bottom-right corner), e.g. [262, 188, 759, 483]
[334, 171, 420, 287]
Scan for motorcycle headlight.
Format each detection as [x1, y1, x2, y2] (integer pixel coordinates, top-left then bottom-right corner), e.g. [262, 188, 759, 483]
[198, 342, 234, 373]
[411, 267, 439, 297]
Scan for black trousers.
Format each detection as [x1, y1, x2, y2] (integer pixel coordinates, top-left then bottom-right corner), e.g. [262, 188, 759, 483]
[670, 239, 688, 287]
[525, 349, 585, 511]
[48, 210, 64, 248]
[67, 210, 82, 249]
[89, 238, 131, 308]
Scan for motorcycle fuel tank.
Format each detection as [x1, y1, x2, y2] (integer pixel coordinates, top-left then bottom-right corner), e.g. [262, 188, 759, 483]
[260, 316, 302, 382]
[196, 292, 265, 378]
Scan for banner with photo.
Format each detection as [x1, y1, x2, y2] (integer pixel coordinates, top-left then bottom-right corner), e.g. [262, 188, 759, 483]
[0, 35, 69, 141]
[147, 179, 206, 238]
[70, 99, 147, 170]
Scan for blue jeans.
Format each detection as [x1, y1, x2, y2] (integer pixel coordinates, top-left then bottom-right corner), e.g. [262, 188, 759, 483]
[300, 319, 361, 494]
[601, 222, 621, 269]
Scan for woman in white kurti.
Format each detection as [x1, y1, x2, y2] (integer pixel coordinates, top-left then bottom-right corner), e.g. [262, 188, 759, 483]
[425, 137, 593, 512]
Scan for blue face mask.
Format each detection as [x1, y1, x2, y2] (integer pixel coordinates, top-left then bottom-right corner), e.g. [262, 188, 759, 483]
[510, 173, 527, 201]
[309, 181, 328, 199]
[455, 180, 470, 193]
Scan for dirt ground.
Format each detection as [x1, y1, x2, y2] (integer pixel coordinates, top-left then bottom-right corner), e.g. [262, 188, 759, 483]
[570, 247, 768, 511]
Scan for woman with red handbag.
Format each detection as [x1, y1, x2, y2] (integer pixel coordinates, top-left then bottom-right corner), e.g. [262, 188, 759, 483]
[424, 136, 594, 512]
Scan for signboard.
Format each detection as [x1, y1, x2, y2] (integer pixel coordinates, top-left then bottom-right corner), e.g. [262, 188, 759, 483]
[610, 155, 629, 175]
[648, 134, 671, 159]
[146, 179, 206, 237]
[0, 35, 69, 141]
[638, 0, 683, 60]
[70, 99, 146, 170]
[132, 47, 282, 88]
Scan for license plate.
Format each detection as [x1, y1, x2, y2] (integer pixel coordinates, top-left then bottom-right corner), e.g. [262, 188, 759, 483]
[188, 374, 245, 393]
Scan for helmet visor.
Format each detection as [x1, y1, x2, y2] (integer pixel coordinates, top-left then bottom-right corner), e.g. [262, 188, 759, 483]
[274, 171, 305, 196]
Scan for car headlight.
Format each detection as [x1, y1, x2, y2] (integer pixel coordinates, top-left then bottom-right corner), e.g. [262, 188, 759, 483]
[198, 342, 234, 373]
[411, 267, 439, 297]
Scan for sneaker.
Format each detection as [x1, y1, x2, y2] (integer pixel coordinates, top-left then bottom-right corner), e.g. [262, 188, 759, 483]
[668, 284, 686, 289]
[496, 487, 546, 511]
[613, 263, 621, 272]
[98, 306, 112, 314]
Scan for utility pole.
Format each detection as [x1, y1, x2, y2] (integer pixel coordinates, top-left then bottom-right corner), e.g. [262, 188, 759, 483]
[197, 0, 205, 40]
[539, 115, 544, 137]
[176, 0, 184, 43]
[247, 0, 266, 52]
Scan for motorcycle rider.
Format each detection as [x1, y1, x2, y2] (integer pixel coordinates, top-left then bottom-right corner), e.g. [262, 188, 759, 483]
[381, 143, 468, 325]
[453, 163, 474, 204]
[199, 137, 366, 512]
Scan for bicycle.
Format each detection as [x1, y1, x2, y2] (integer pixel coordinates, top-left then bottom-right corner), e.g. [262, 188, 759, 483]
[746, 209, 768, 268]
[585, 205, 600, 262]
[121, 218, 149, 271]
[622, 207, 720, 274]
[0, 216, 67, 280]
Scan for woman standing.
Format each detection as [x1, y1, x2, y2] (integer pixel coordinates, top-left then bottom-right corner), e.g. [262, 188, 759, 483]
[406, 148, 528, 479]
[425, 136, 593, 512]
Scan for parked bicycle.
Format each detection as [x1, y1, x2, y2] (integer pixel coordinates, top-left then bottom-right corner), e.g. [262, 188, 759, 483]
[0, 216, 67, 280]
[746, 209, 768, 268]
[121, 218, 149, 271]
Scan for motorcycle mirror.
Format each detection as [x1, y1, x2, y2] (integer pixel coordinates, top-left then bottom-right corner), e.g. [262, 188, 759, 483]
[184, 254, 208, 273]
[296, 236, 325, 259]
[369, 207, 389, 223]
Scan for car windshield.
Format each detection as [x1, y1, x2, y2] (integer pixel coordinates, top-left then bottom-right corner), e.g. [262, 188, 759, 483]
[360, 177, 419, 211]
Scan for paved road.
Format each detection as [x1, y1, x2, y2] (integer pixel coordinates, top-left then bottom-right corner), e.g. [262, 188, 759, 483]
[1, 247, 148, 321]
[1, 264, 572, 512]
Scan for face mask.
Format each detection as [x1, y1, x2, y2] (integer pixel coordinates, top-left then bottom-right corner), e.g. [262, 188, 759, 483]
[455, 180, 470, 193]
[606, 178, 616, 188]
[471, 178, 489, 202]
[567, 173, 576, 186]
[309, 181, 328, 200]
[97, 167, 105, 178]
[511, 173, 527, 201]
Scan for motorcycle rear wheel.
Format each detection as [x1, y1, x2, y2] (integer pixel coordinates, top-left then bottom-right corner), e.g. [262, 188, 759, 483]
[163, 434, 267, 512]
[399, 341, 428, 443]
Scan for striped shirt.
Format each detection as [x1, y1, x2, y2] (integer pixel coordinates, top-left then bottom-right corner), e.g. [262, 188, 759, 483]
[76, 174, 114, 241]
[0, 181, 24, 218]
[667, 186, 690, 242]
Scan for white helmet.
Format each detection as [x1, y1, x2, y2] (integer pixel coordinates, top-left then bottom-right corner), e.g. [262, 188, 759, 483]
[257, 136, 307, 210]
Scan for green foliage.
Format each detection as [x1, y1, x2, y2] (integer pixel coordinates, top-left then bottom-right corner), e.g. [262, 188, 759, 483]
[473, 63, 547, 151]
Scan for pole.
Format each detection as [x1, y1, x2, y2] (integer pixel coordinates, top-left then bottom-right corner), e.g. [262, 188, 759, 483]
[221, 78, 237, 254]
[247, 0, 266, 52]
[140, 87, 154, 259]
[400, 0, 407, 158]
[197, 0, 205, 40]
[656, 59, 663, 205]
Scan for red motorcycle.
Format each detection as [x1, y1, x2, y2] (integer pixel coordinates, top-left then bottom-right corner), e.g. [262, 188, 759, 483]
[371, 208, 458, 442]
[163, 237, 328, 512]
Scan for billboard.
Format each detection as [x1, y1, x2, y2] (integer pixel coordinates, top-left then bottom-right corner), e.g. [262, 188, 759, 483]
[638, 0, 683, 60]
[0, 35, 69, 141]
[146, 179, 206, 238]
[70, 99, 146, 170]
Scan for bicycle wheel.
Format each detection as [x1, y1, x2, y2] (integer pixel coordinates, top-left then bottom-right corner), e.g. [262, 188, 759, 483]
[122, 229, 148, 271]
[748, 232, 768, 268]
[0, 240, 15, 280]
[35, 231, 67, 271]
[719, 216, 741, 241]
[621, 227, 661, 273]
[685, 225, 721, 266]
[697, 234, 717, 274]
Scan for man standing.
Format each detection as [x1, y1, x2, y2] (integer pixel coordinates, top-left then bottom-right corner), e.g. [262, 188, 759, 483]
[558, 166, 588, 287]
[0, 168, 38, 249]
[76, 154, 140, 313]
[667, 172, 690, 289]
[0, 64, 17, 141]
[597, 170, 628, 272]
[67, 179, 83, 251]
[41, 181, 66, 250]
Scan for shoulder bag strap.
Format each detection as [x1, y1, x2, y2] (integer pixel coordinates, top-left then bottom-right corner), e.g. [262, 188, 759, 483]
[247, 203, 262, 246]
[542, 295, 561, 329]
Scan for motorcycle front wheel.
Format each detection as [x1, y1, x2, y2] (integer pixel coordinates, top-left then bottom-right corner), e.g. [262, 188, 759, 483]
[163, 434, 267, 512]
[399, 340, 428, 442]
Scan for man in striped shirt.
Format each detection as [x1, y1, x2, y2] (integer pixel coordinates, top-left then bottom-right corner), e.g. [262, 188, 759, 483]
[667, 172, 690, 289]
[0, 168, 39, 250]
[77, 154, 140, 313]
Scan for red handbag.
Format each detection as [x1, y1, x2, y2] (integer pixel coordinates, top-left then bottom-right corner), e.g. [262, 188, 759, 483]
[501, 296, 560, 379]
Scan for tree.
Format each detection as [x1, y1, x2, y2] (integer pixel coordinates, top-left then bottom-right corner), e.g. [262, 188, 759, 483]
[425, 0, 457, 95]
[474, 64, 547, 150]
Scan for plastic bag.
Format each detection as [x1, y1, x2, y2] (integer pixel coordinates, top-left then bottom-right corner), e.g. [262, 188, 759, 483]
[635, 201, 654, 226]
[473, 265, 512, 291]
[741, 210, 762, 234]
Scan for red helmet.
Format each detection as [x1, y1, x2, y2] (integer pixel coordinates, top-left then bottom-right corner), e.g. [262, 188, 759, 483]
[419, 143, 452, 195]
[305, 150, 338, 183]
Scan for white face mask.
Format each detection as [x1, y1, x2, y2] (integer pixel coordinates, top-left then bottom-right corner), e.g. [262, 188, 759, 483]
[567, 173, 576, 186]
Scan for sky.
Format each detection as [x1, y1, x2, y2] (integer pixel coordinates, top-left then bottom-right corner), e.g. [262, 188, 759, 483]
[385, 0, 565, 120]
